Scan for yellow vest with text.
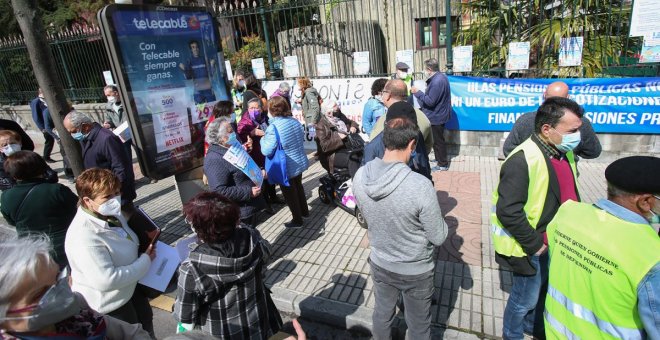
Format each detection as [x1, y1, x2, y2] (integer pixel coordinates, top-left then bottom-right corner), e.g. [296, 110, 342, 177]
[544, 200, 660, 339]
[490, 138, 577, 257]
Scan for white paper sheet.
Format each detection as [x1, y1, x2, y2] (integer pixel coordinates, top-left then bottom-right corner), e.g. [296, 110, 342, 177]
[113, 120, 132, 143]
[138, 241, 181, 292]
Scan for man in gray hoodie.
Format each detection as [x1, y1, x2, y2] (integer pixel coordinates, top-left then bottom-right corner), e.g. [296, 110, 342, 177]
[353, 117, 448, 340]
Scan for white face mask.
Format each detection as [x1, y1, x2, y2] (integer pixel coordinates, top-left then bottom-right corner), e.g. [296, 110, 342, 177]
[96, 195, 122, 217]
[397, 71, 408, 79]
[107, 96, 117, 104]
[2, 143, 21, 156]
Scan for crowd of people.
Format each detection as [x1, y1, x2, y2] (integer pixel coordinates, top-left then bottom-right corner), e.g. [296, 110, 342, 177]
[0, 56, 658, 340]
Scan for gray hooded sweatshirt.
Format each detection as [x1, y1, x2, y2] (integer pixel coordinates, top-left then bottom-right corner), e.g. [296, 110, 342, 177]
[353, 157, 447, 276]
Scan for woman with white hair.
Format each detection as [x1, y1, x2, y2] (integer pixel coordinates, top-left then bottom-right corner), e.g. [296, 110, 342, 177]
[204, 117, 266, 227]
[315, 100, 360, 175]
[0, 235, 150, 339]
[270, 82, 292, 107]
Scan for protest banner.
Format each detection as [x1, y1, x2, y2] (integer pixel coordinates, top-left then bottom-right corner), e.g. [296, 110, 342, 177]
[448, 76, 660, 134]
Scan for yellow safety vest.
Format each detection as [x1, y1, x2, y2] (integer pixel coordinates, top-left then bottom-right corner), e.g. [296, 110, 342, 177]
[491, 138, 577, 257]
[545, 200, 660, 339]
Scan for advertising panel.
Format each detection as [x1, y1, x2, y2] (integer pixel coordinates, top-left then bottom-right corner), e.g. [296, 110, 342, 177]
[98, 5, 230, 179]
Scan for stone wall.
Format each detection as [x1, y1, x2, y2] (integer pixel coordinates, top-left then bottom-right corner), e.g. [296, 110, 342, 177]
[4, 103, 657, 163]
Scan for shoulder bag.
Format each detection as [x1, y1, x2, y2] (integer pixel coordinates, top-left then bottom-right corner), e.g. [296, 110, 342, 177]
[264, 125, 290, 186]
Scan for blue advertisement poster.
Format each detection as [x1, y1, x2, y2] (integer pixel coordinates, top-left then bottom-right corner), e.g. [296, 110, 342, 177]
[447, 76, 660, 134]
[100, 5, 230, 179]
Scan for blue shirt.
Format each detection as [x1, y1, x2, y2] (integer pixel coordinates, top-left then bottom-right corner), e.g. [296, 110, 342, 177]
[595, 199, 660, 338]
[361, 98, 385, 135]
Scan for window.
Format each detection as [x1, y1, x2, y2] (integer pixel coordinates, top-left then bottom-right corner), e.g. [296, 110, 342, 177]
[415, 17, 458, 49]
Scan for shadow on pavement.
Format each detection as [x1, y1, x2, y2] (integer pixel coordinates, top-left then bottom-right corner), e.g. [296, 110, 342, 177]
[297, 273, 371, 339]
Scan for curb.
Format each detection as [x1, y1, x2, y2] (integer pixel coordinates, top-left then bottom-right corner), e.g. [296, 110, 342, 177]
[271, 286, 483, 339]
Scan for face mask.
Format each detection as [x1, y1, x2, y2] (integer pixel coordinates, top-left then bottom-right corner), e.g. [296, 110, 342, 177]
[410, 149, 417, 159]
[238, 80, 245, 89]
[649, 196, 660, 224]
[230, 112, 237, 122]
[267, 112, 274, 120]
[553, 129, 581, 153]
[107, 96, 116, 104]
[226, 132, 239, 146]
[2, 143, 21, 156]
[71, 131, 84, 141]
[2, 270, 82, 331]
[96, 195, 122, 217]
[398, 71, 408, 79]
[248, 109, 260, 120]
[375, 95, 383, 102]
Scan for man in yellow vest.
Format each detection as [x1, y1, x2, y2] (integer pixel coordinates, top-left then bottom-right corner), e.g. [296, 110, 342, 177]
[544, 156, 660, 339]
[492, 97, 583, 339]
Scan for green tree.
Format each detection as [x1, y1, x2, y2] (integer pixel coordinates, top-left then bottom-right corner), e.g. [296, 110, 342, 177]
[456, 0, 640, 77]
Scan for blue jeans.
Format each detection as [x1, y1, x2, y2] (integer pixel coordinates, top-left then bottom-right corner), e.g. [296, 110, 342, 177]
[502, 253, 549, 340]
[370, 261, 435, 340]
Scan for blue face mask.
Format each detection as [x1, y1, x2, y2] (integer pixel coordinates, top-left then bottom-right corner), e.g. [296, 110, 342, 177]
[71, 131, 84, 141]
[553, 130, 581, 153]
[226, 132, 239, 146]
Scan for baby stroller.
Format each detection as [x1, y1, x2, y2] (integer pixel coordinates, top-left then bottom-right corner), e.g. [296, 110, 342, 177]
[317, 135, 368, 228]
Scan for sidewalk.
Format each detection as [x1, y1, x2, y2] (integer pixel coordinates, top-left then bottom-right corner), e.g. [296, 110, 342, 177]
[1, 135, 609, 339]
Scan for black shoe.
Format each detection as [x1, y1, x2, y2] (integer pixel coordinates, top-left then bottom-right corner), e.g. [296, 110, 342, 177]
[284, 221, 303, 229]
[269, 197, 286, 205]
[45, 158, 56, 163]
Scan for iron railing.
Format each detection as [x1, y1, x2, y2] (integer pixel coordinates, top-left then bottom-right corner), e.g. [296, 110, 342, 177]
[0, 26, 110, 105]
[0, 0, 657, 104]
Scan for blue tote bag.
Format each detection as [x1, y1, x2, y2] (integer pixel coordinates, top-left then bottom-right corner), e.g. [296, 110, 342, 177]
[265, 125, 290, 186]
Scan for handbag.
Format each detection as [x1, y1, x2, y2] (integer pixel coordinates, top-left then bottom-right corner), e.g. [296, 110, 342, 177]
[344, 133, 365, 152]
[265, 125, 290, 186]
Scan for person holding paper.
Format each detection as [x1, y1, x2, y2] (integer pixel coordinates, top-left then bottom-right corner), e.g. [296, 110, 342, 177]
[64, 169, 156, 337]
[103, 85, 134, 164]
[174, 192, 282, 338]
[205, 117, 266, 227]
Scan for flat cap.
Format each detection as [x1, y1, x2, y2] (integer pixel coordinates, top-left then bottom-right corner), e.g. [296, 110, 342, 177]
[395, 62, 410, 70]
[605, 156, 660, 194]
[385, 101, 417, 125]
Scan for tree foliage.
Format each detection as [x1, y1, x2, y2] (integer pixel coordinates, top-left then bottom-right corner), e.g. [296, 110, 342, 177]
[0, 0, 108, 37]
[456, 0, 640, 77]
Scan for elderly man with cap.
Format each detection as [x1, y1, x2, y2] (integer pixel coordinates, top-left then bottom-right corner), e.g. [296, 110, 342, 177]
[503, 81, 601, 159]
[393, 62, 414, 103]
[543, 156, 660, 339]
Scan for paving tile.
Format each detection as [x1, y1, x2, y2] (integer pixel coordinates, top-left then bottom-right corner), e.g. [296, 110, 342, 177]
[57, 154, 608, 339]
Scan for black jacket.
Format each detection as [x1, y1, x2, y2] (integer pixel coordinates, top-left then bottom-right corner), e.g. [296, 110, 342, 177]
[82, 123, 136, 203]
[495, 135, 580, 275]
[204, 144, 266, 219]
[362, 131, 432, 181]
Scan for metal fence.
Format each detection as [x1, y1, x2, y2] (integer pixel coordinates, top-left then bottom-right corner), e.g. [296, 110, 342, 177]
[0, 26, 110, 105]
[0, 0, 657, 104]
[208, 0, 659, 79]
